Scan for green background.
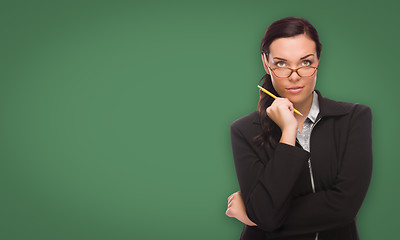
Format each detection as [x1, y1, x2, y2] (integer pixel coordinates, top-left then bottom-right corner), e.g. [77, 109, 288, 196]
[0, 0, 398, 239]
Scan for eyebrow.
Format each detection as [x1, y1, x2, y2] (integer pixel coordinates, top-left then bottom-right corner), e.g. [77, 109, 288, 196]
[273, 54, 314, 61]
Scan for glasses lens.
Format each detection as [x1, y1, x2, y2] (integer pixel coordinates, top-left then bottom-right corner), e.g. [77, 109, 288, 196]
[297, 67, 316, 77]
[274, 68, 292, 78]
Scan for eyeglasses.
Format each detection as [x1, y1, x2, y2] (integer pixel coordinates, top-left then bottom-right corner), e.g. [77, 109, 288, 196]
[262, 53, 319, 78]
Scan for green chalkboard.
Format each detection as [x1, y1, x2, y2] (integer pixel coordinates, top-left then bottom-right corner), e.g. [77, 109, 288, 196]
[0, 0, 399, 239]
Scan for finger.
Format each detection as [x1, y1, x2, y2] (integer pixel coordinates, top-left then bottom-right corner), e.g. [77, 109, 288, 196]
[228, 197, 236, 208]
[285, 99, 295, 109]
[287, 103, 295, 114]
[273, 98, 292, 109]
[229, 191, 239, 199]
[228, 194, 235, 203]
[276, 97, 288, 105]
[225, 209, 230, 217]
[226, 208, 233, 217]
[279, 99, 294, 111]
[227, 192, 235, 200]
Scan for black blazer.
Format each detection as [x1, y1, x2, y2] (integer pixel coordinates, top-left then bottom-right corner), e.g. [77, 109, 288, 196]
[230, 90, 373, 240]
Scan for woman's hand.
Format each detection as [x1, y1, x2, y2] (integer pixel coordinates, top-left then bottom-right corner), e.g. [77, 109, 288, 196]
[266, 98, 298, 145]
[225, 191, 257, 226]
[266, 98, 298, 132]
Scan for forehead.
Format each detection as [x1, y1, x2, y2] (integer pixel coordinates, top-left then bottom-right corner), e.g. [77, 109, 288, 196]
[269, 34, 316, 61]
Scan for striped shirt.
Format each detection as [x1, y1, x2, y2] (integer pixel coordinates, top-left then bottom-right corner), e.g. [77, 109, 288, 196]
[296, 91, 320, 152]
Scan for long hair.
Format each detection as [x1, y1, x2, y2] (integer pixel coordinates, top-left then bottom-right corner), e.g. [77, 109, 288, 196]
[253, 17, 322, 149]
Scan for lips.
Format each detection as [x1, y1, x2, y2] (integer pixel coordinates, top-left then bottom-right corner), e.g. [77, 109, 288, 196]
[286, 86, 304, 93]
[286, 86, 303, 89]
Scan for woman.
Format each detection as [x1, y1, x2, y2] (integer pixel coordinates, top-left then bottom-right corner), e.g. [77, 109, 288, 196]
[225, 17, 373, 240]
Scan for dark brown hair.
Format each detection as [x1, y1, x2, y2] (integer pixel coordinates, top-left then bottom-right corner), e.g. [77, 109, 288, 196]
[254, 16, 322, 149]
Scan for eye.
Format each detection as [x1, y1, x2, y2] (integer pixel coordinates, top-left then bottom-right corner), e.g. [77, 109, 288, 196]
[275, 61, 286, 67]
[302, 60, 312, 66]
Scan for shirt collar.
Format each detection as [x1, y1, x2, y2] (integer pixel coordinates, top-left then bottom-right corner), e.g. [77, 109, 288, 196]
[307, 91, 320, 123]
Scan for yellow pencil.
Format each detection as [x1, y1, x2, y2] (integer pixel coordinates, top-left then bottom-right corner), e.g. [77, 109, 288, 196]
[257, 85, 303, 116]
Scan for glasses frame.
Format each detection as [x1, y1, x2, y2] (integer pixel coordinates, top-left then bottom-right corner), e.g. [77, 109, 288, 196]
[262, 52, 319, 78]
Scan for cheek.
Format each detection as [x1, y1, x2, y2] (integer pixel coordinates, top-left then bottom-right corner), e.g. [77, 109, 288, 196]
[306, 76, 317, 88]
[270, 77, 286, 94]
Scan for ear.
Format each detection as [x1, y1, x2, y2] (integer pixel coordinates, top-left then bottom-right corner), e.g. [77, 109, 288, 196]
[261, 53, 271, 75]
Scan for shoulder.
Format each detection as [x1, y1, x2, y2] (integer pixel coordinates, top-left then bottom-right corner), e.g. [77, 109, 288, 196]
[316, 90, 372, 119]
[330, 99, 372, 119]
[331, 99, 371, 114]
[230, 111, 262, 139]
[230, 111, 259, 131]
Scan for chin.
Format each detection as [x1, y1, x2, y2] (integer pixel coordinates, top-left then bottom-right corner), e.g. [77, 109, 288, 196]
[286, 93, 310, 104]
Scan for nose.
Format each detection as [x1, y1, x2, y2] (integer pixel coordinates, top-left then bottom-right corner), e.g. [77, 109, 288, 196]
[288, 70, 301, 81]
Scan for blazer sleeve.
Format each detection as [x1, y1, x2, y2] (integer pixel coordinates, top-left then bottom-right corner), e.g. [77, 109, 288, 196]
[266, 105, 373, 239]
[230, 122, 311, 232]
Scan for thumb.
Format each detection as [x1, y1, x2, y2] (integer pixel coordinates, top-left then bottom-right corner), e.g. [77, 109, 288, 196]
[288, 104, 294, 113]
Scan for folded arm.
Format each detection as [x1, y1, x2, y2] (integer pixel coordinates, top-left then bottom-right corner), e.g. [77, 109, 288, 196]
[230, 122, 310, 231]
[229, 105, 373, 237]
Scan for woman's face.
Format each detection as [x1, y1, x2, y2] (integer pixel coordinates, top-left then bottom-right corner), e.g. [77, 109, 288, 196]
[262, 34, 319, 107]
